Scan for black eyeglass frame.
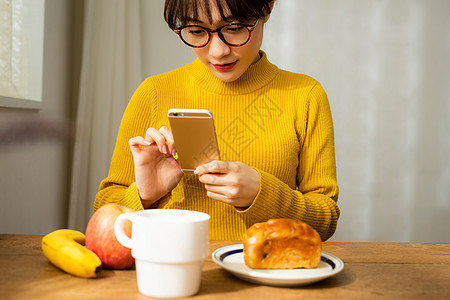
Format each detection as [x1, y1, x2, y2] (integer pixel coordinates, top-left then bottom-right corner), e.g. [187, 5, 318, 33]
[174, 19, 259, 48]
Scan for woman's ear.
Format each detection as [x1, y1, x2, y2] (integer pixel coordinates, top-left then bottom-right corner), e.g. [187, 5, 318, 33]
[264, 1, 275, 23]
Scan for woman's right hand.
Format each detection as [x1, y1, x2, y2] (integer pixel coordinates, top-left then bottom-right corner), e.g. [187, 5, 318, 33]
[128, 126, 183, 208]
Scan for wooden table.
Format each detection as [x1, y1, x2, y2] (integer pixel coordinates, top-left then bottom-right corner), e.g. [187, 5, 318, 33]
[1, 235, 449, 299]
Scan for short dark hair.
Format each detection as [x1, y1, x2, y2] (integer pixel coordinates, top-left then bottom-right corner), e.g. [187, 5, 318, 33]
[164, 0, 273, 30]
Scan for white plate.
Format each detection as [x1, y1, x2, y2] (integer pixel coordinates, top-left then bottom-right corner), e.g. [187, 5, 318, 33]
[212, 244, 344, 287]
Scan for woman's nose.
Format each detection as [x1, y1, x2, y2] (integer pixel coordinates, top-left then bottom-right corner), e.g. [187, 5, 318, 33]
[208, 33, 231, 59]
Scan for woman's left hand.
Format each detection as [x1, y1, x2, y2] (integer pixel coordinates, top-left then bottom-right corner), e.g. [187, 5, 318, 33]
[194, 161, 260, 208]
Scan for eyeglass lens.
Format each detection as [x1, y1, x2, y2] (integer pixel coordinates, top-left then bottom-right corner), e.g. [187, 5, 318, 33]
[180, 24, 251, 47]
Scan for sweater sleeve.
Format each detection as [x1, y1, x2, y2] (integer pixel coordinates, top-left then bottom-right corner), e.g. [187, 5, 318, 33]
[94, 78, 158, 212]
[238, 83, 340, 241]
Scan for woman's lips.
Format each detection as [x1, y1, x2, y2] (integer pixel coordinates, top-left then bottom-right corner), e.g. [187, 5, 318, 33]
[213, 61, 237, 71]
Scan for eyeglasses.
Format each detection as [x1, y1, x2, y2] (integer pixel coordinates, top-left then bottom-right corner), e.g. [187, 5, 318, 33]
[174, 19, 258, 48]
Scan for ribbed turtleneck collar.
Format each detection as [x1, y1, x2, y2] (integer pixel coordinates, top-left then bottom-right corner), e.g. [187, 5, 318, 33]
[184, 51, 279, 95]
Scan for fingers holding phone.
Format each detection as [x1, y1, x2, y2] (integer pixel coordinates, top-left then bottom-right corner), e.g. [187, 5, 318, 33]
[128, 126, 182, 207]
[195, 161, 260, 208]
[144, 126, 176, 157]
[129, 126, 176, 165]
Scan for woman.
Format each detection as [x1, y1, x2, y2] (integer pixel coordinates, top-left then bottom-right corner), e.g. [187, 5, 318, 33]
[95, 0, 340, 241]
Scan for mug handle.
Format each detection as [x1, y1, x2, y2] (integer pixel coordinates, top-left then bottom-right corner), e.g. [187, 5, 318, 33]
[114, 212, 134, 249]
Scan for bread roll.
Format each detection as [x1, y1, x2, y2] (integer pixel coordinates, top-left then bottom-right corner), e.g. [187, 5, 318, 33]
[243, 219, 322, 269]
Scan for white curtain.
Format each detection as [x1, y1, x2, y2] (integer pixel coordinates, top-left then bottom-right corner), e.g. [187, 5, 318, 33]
[0, 0, 28, 98]
[68, 0, 143, 231]
[69, 0, 450, 242]
[263, 0, 450, 242]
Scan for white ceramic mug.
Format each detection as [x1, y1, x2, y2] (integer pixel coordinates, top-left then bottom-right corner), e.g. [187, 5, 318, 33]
[114, 209, 210, 298]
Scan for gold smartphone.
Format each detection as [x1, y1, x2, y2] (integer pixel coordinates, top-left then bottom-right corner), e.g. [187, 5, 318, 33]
[168, 109, 220, 173]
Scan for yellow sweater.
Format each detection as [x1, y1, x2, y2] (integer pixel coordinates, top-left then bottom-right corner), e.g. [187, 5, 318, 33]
[95, 51, 340, 241]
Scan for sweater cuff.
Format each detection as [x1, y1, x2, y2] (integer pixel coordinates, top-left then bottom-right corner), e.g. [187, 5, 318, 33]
[124, 182, 145, 211]
[236, 168, 294, 223]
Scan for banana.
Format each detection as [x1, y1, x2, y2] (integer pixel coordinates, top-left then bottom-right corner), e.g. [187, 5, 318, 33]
[41, 229, 102, 278]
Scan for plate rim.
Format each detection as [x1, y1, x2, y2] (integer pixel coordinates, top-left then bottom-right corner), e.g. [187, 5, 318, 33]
[211, 243, 344, 285]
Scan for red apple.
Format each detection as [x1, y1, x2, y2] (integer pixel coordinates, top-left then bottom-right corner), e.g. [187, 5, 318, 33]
[85, 203, 135, 269]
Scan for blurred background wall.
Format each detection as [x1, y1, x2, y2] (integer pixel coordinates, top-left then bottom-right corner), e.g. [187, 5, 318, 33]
[262, 0, 450, 242]
[0, 0, 78, 234]
[1, 0, 449, 242]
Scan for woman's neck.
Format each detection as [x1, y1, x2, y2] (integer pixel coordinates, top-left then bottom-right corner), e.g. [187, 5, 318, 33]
[250, 51, 263, 66]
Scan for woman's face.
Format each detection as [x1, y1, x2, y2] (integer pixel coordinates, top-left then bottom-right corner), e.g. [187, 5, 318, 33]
[189, 1, 269, 82]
